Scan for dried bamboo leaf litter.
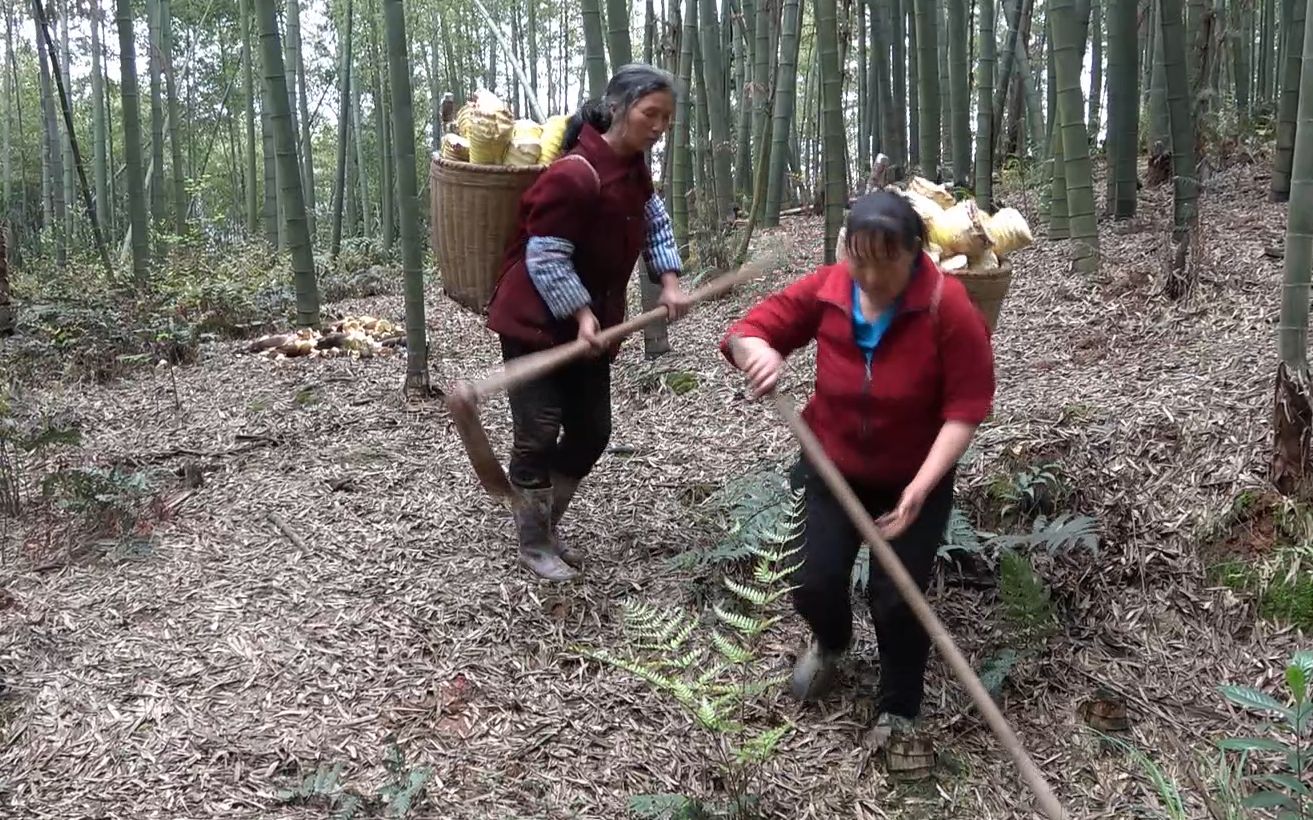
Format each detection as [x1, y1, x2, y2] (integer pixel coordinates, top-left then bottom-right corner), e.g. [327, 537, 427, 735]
[0, 163, 1304, 819]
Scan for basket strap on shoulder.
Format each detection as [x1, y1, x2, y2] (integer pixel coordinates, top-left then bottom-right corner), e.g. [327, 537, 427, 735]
[555, 154, 601, 195]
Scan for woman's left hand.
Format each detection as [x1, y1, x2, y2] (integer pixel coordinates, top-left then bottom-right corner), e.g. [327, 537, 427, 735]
[659, 274, 693, 322]
[876, 482, 928, 540]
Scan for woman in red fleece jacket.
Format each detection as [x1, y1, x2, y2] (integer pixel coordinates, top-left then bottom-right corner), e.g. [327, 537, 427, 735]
[721, 191, 995, 748]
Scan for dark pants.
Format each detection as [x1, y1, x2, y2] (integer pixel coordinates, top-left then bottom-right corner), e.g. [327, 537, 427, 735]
[500, 337, 613, 490]
[787, 457, 956, 719]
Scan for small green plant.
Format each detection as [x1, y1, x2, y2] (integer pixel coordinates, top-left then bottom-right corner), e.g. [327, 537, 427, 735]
[274, 741, 431, 819]
[988, 513, 1101, 558]
[377, 742, 433, 817]
[662, 371, 700, 396]
[998, 550, 1058, 645]
[275, 761, 364, 819]
[939, 506, 985, 560]
[580, 495, 803, 819]
[0, 393, 82, 517]
[1096, 732, 1190, 819]
[998, 462, 1064, 521]
[40, 465, 155, 538]
[1216, 650, 1313, 818]
[967, 550, 1060, 700]
[669, 468, 795, 571]
[941, 506, 1099, 564]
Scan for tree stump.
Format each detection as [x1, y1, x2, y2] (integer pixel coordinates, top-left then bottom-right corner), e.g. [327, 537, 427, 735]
[1272, 362, 1313, 499]
[1146, 140, 1172, 186]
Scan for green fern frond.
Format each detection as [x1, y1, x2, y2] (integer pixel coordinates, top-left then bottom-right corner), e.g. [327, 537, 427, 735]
[939, 506, 984, 559]
[713, 603, 766, 636]
[582, 647, 686, 696]
[998, 550, 1058, 643]
[708, 675, 790, 699]
[621, 601, 667, 639]
[753, 563, 798, 587]
[656, 610, 693, 646]
[668, 679, 699, 708]
[666, 647, 705, 671]
[748, 541, 804, 566]
[697, 661, 732, 687]
[992, 513, 1100, 557]
[710, 630, 755, 665]
[736, 723, 793, 763]
[666, 614, 698, 650]
[723, 577, 774, 607]
[694, 698, 729, 731]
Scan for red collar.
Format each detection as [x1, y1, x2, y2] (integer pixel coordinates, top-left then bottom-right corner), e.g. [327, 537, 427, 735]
[817, 252, 942, 314]
[575, 122, 647, 180]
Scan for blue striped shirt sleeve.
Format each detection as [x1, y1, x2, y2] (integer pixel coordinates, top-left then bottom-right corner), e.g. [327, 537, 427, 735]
[525, 236, 592, 320]
[641, 194, 682, 282]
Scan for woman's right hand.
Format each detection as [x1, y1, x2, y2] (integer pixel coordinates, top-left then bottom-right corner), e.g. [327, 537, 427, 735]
[733, 336, 784, 398]
[575, 307, 604, 354]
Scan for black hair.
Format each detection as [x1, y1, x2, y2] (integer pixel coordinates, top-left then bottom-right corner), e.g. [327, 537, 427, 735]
[844, 190, 927, 263]
[562, 63, 677, 151]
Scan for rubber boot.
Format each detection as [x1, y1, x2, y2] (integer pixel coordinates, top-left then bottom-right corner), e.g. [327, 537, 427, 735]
[789, 640, 842, 702]
[513, 486, 577, 581]
[549, 472, 584, 568]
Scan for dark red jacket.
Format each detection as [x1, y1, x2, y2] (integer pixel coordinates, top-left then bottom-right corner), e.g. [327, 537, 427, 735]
[486, 124, 654, 351]
[720, 253, 996, 487]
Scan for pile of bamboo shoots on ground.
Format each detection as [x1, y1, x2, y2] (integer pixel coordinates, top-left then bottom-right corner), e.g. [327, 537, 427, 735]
[245, 315, 406, 360]
[437, 88, 570, 168]
[841, 176, 1035, 271]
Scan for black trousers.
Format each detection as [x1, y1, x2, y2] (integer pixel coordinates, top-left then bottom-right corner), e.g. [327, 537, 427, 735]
[787, 457, 956, 719]
[500, 337, 613, 490]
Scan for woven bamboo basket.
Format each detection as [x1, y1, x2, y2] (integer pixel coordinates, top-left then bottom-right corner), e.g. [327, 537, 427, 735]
[950, 263, 1013, 333]
[430, 154, 545, 314]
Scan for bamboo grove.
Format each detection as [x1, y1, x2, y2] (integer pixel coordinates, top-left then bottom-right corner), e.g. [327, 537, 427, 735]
[0, 0, 1295, 272]
[2, 1, 1313, 384]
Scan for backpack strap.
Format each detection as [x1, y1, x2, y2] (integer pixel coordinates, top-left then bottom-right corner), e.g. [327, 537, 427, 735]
[555, 153, 601, 195]
[929, 261, 945, 383]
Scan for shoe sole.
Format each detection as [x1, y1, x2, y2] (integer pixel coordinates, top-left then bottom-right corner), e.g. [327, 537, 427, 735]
[520, 554, 578, 582]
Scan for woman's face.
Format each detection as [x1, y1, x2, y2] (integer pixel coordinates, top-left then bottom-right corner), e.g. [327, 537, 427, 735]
[848, 233, 918, 303]
[615, 90, 675, 154]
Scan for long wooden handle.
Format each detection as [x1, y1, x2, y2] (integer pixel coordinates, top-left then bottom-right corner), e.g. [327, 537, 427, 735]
[768, 392, 1067, 820]
[465, 245, 783, 402]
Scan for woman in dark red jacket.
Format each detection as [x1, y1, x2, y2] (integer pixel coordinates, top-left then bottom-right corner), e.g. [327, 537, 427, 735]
[721, 191, 995, 750]
[486, 64, 691, 582]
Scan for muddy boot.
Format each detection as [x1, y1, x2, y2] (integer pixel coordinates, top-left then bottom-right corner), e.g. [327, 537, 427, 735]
[862, 711, 919, 752]
[513, 487, 578, 582]
[789, 641, 842, 702]
[549, 472, 584, 568]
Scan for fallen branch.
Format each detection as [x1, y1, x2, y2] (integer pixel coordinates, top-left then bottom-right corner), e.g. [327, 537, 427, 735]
[268, 512, 308, 550]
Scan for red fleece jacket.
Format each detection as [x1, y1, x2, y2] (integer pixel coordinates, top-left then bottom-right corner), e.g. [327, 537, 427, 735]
[721, 253, 996, 487]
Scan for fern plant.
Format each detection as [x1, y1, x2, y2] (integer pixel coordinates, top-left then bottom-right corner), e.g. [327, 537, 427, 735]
[579, 488, 805, 819]
[998, 550, 1059, 646]
[998, 462, 1064, 521]
[939, 506, 985, 560]
[987, 513, 1100, 558]
[272, 742, 432, 819]
[1216, 650, 1313, 818]
[669, 468, 794, 572]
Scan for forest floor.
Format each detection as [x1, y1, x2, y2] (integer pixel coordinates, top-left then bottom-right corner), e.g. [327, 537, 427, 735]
[0, 157, 1309, 819]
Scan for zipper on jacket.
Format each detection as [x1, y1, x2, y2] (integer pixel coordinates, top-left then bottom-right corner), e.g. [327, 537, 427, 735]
[861, 355, 873, 439]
